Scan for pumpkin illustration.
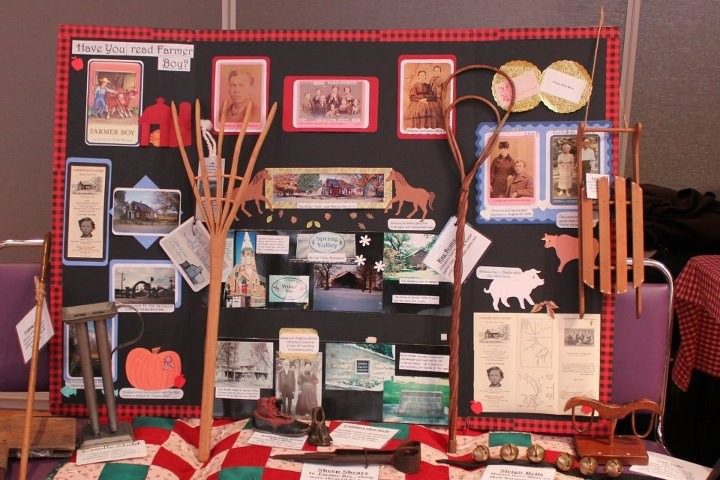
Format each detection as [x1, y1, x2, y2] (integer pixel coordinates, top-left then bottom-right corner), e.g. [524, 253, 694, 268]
[125, 347, 182, 390]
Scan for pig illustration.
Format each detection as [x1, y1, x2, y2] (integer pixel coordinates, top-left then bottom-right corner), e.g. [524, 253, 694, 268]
[483, 268, 544, 311]
[541, 234, 599, 273]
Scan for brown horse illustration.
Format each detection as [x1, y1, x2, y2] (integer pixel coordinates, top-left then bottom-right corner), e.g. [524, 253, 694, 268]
[384, 170, 435, 220]
[232, 169, 273, 218]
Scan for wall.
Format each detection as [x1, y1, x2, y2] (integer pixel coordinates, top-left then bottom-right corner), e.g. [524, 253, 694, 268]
[0, 0, 220, 261]
[3, 1, 718, 261]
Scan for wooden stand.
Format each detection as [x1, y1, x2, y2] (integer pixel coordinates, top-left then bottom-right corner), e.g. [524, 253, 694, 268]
[576, 123, 644, 318]
[565, 396, 661, 465]
[172, 99, 277, 462]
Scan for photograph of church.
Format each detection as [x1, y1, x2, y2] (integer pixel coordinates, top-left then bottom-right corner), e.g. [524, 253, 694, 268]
[224, 231, 267, 308]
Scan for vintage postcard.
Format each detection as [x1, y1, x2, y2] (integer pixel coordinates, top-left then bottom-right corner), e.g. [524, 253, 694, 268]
[282, 76, 378, 132]
[63, 158, 111, 265]
[63, 318, 117, 389]
[111, 187, 180, 237]
[215, 341, 274, 396]
[224, 231, 269, 308]
[312, 232, 383, 313]
[475, 122, 612, 225]
[211, 56, 269, 133]
[85, 59, 143, 146]
[275, 352, 322, 418]
[325, 343, 395, 391]
[382, 376, 449, 425]
[266, 167, 391, 210]
[383, 233, 443, 283]
[110, 261, 180, 313]
[397, 55, 456, 139]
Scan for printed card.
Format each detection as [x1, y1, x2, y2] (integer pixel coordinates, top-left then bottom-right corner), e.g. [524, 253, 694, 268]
[211, 57, 269, 133]
[112, 187, 181, 237]
[160, 217, 216, 292]
[282, 76, 378, 132]
[63, 158, 111, 265]
[266, 167, 391, 210]
[110, 261, 180, 313]
[397, 55, 456, 139]
[85, 59, 143, 146]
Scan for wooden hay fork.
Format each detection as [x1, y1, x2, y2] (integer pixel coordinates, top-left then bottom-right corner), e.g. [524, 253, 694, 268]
[171, 99, 277, 462]
[576, 122, 644, 318]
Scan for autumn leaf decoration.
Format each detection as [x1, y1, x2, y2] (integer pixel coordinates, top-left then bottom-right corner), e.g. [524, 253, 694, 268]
[532, 300, 559, 318]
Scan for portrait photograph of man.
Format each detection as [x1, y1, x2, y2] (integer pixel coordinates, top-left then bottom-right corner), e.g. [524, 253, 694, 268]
[212, 57, 268, 133]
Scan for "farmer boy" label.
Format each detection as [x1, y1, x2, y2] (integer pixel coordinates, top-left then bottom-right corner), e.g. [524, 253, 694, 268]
[269, 275, 310, 304]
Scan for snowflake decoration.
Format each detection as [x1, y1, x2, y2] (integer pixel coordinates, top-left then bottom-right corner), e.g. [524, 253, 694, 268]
[355, 255, 366, 266]
[359, 235, 371, 247]
[374, 260, 385, 272]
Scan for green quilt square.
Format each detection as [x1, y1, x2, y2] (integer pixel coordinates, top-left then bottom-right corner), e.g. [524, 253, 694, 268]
[98, 463, 150, 480]
[218, 466, 264, 479]
[132, 416, 176, 430]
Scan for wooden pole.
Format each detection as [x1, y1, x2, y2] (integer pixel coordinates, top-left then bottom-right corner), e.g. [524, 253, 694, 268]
[441, 66, 513, 453]
[19, 232, 51, 480]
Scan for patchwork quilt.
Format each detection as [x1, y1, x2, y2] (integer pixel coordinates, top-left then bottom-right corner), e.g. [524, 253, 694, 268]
[50, 417, 578, 479]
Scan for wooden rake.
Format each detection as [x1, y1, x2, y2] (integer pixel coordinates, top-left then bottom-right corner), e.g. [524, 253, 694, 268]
[576, 122, 644, 318]
[171, 99, 277, 462]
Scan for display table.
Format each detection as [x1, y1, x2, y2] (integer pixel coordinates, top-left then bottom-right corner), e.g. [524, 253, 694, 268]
[48, 417, 596, 480]
[671, 255, 720, 391]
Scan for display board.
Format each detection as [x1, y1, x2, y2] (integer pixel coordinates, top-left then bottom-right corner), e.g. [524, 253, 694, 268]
[49, 25, 619, 435]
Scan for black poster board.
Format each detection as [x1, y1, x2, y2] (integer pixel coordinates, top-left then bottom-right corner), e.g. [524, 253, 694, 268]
[50, 26, 618, 435]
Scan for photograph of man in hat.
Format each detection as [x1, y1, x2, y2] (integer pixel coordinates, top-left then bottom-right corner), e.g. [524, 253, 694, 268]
[489, 140, 517, 198]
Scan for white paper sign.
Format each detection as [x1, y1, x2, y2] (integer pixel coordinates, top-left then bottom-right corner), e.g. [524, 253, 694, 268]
[158, 56, 191, 72]
[247, 431, 307, 450]
[392, 294, 439, 305]
[476, 266, 523, 280]
[481, 464, 556, 480]
[72, 40, 194, 58]
[119, 388, 184, 400]
[630, 452, 711, 480]
[15, 300, 54, 363]
[329, 423, 399, 449]
[300, 464, 380, 480]
[540, 68, 587, 103]
[584, 173, 610, 200]
[160, 217, 215, 292]
[215, 386, 261, 400]
[279, 328, 320, 354]
[423, 216, 492, 283]
[387, 218, 436, 231]
[256, 235, 290, 255]
[398, 352, 449, 373]
[76, 440, 147, 466]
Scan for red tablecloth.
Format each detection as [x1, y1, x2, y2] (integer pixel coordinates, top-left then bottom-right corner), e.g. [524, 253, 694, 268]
[671, 255, 720, 391]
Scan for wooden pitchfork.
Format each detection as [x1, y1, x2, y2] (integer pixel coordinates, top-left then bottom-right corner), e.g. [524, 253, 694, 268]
[440, 65, 514, 453]
[171, 99, 277, 462]
[576, 122, 644, 318]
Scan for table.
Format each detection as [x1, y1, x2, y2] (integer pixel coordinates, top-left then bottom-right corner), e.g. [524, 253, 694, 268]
[671, 255, 720, 391]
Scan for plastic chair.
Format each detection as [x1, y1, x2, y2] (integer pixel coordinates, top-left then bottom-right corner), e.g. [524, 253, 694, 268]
[612, 258, 674, 453]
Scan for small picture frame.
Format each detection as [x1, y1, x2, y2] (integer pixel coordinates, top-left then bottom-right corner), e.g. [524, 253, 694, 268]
[397, 55, 456, 139]
[211, 56, 270, 133]
[282, 76, 378, 132]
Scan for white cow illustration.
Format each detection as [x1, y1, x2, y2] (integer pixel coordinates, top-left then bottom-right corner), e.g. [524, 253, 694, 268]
[483, 269, 544, 311]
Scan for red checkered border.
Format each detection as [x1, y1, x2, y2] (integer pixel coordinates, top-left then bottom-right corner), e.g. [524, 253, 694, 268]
[50, 26, 621, 432]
